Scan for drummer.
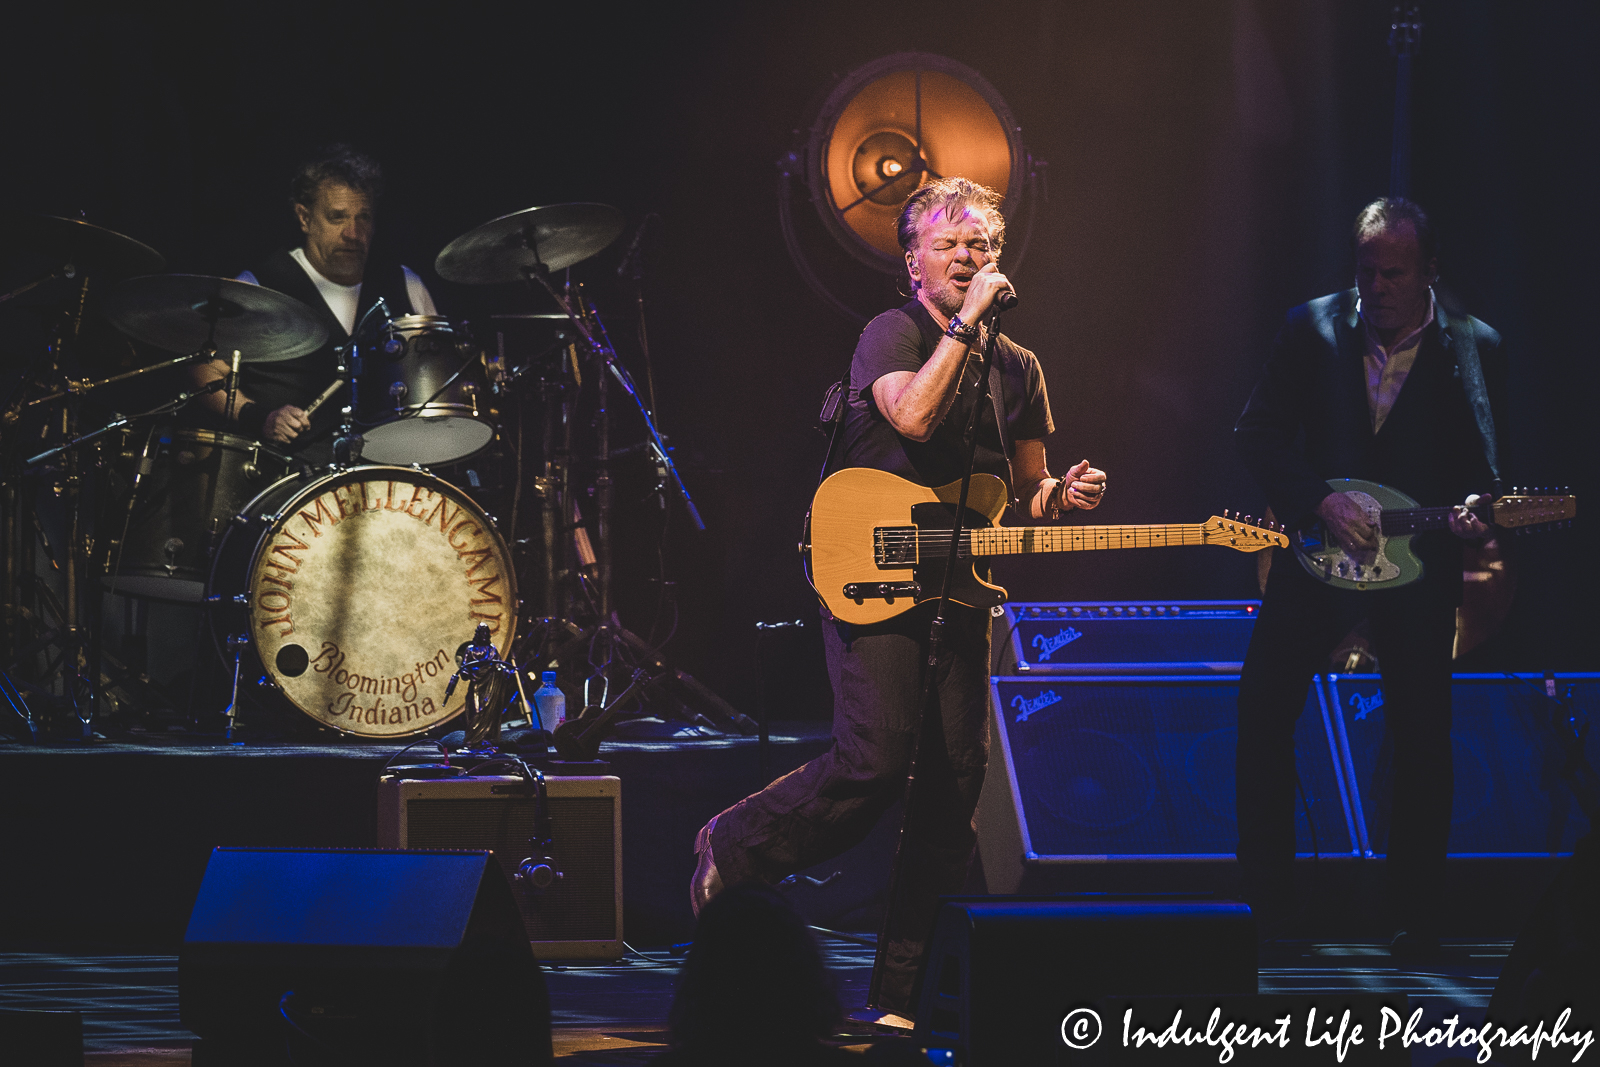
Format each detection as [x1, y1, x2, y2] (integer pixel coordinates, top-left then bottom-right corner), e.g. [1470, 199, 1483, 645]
[188, 144, 438, 450]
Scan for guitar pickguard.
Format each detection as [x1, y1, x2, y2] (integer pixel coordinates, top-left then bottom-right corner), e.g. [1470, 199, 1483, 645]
[1293, 488, 1413, 590]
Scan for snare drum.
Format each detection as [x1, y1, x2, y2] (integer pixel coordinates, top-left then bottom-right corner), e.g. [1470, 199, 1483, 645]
[207, 465, 517, 738]
[103, 428, 288, 602]
[359, 315, 499, 467]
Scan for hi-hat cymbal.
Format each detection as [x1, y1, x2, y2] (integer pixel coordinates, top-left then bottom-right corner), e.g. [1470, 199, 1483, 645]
[436, 203, 625, 285]
[3, 213, 166, 278]
[100, 275, 328, 362]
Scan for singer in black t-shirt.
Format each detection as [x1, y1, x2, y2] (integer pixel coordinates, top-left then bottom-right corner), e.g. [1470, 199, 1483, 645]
[690, 177, 1108, 1019]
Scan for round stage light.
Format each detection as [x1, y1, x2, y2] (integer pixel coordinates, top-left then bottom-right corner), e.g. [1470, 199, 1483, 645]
[779, 52, 1043, 320]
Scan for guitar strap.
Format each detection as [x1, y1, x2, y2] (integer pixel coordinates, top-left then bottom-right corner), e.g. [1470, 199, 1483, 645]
[987, 340, 1019, 513]
[816, 373, 850, 485]
[1443, 305, 1501, 492]
[816, 317, 1020, 509]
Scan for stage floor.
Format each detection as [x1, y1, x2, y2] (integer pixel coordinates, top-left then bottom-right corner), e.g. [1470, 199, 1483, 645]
[0, 939, 1513, 1065]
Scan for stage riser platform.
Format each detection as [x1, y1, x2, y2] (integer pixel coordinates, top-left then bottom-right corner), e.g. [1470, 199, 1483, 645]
[0, 725, 1576, 950]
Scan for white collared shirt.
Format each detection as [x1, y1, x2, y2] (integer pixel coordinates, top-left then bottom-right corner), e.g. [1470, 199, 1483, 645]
[1357, 289, 1434, 434]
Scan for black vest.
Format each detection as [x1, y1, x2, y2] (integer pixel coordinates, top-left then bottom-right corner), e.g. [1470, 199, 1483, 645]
[240, 249, 415, 448]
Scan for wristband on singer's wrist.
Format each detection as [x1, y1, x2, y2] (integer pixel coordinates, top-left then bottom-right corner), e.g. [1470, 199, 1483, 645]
[944, 314, 980, 346]
[1048, 479, 1072, 519]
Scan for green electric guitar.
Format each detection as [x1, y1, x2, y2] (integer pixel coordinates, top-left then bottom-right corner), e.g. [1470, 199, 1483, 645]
[1292, 479, 1577, 590]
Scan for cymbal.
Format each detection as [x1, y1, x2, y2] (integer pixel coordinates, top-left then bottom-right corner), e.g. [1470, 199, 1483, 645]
[435, 203, 625, 285]
[100, 275, 328, 362]
[3, 213, 166, 278]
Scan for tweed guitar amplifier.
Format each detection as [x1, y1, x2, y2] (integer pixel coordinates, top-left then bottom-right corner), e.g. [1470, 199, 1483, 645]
[378, 775, 622, 960]
[996, 600, 1260, 674]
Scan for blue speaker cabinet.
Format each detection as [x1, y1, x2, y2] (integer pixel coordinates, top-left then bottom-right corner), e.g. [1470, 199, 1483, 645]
[978, 676, 1354, 892]
[997, 601, 1260, 674]
[1328, 673, 1599, 858]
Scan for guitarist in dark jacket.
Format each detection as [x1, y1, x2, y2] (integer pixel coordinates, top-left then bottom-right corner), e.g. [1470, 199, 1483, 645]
[1234, 198, 1504, 958]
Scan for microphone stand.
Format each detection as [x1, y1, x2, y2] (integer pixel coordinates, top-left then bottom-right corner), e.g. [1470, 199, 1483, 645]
[867, 312, 1004, 1013]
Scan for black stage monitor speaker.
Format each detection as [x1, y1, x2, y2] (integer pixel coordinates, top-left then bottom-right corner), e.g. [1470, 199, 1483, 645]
[997, 601, 1260, 674]
[180, 847, 551, 1066]
[978, 676, 1354, 892]
[914, 898, 1257, 1065]
[1330, 673, 1600, 857]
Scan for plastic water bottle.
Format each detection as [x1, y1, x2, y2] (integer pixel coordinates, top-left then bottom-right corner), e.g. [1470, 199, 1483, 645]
[531, 671, 566, 732]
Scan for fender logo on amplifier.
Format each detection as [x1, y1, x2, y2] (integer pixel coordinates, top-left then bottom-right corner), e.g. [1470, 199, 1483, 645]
[1347, 690, 1385, 720]
[1010, 688, 1062, 722]
[1032, 627, 1084, 661]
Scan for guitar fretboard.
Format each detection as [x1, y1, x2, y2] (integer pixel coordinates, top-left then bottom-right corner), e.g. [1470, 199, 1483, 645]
[898, 524, 1215, 558]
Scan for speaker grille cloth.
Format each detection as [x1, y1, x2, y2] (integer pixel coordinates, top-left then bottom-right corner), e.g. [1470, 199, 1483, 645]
[1335, 675, 1599, 855]
[405, 796, 616, 940]
[997, 678, 1345, 857]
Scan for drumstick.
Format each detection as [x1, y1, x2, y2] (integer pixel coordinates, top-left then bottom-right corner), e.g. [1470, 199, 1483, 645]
[302, 379, 346, 420]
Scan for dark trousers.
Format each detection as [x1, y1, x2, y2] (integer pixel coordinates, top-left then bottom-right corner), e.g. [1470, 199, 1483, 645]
[1236, 551, 1458, 932]
[711, 604, 991, 1013]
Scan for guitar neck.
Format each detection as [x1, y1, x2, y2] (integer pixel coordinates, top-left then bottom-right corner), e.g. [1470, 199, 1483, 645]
[1377, 505, 1475, 535]
[965, 524, 1213, 557]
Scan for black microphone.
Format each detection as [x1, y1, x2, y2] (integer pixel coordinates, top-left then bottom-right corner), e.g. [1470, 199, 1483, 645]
[995, 288, 1019, 311]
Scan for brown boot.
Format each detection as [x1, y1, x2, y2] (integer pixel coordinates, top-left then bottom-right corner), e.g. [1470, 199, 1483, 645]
[690, 815, 725, 916]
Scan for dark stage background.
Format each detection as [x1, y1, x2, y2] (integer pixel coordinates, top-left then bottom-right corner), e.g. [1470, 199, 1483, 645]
[4, 1, 1595, 719]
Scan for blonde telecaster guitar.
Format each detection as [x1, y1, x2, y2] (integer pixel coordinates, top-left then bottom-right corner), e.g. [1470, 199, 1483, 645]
[804, 468, 1289, 625]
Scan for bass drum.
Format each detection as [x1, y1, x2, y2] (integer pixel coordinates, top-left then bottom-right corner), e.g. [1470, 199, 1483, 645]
[209, 465, 517, 738]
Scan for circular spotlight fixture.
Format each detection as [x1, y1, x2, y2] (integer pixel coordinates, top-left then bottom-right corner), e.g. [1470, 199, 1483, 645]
[780, 52, 1044, 320]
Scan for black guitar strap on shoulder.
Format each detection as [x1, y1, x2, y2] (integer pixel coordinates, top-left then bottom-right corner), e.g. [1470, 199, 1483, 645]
[1443, 305, 1501, 493]
[816, 370, 850, 485]
[986, 334, 1019, 514]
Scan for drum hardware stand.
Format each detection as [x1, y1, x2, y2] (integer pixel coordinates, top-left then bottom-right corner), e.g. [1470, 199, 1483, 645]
[328, 298, 396, 469]
[0, 275, 104, 737]
[1, 666, 38, 742]
[499, 249, 749, 734]
[331, 342, 364, 469]
[221, 632, 248, 743]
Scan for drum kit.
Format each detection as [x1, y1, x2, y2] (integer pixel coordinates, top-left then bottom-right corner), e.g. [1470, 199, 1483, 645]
[1, 204, 740, 747]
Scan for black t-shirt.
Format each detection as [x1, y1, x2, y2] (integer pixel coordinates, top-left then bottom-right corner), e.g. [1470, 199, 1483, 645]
[837, 300, 1053, 487]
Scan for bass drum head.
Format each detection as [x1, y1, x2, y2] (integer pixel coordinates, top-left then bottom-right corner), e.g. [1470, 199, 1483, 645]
[230, 466, 516, 737]
[358, 414, 495, 467]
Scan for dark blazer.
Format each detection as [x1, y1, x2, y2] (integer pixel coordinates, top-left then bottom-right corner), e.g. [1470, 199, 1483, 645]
[1235, 288, 1504, 595]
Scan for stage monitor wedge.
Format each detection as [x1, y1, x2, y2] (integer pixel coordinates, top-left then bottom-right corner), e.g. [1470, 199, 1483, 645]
[180, 846, 551, 1066]
[915, 898, 1257, 1065]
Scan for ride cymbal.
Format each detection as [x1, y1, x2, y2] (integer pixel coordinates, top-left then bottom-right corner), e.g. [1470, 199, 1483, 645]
[435, 203, 625, 285]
